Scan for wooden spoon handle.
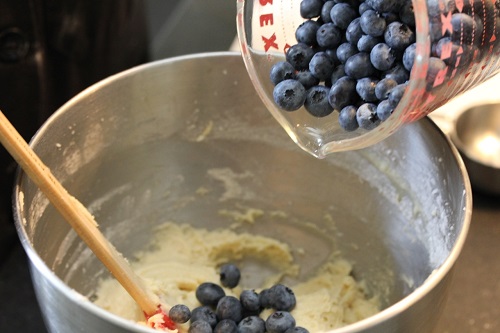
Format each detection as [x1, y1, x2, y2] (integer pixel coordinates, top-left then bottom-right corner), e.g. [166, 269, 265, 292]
[0, 110, 160, 316]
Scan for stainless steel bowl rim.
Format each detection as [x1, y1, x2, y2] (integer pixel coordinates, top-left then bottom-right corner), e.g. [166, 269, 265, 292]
[13, 51, 473, 333]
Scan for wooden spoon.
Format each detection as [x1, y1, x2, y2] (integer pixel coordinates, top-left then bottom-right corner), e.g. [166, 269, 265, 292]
[0, 110, 174, 330]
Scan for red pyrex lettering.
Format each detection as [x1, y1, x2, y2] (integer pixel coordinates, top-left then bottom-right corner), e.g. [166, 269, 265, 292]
[258, 0, 289, 53]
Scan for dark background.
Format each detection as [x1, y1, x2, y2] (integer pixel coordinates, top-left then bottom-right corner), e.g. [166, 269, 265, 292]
[0, 1, 499, 333]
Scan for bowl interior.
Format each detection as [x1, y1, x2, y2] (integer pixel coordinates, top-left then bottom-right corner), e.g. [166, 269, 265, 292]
[14, 53, 470, 331]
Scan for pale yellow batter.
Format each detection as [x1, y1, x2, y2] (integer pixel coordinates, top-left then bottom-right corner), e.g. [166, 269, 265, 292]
[94, 223, 379, 332]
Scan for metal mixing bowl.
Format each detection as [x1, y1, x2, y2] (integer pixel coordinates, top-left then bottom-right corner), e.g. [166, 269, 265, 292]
[450, 103, 500, 195]
[13, 52, 471, 333]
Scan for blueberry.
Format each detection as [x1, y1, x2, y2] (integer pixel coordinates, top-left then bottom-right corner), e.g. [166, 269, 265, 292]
[472, 16, 484, 46]
[328, 76, 357, 110]
[286, 43, 315, 71]
[451, 13, 476, 44]
[360, 10, 386, 37]
[402, 43, 416, 72]
[381, 11, 399, 25]
[214, 319, 238, 333]
[267, 284, 297, 312]
[370, 43, 396, 71]
[196, 282, 226, 306]
[356, 77, 379, 102]
[336, 43, 358, 64]
[238, 316, 266, 333]
[358, 2, 372, 15]
[454, 44, 475, 68]
[376, 99, 394, 121]
[346, 18, 363, 46]
[338, 0, 361, 7]
[368, 0, 401, 13]
[344, 52, 376, 79]
[432, 37, 452, 60]
[220, 263, 241, 288]
[330, 3, 358, 30]
[338, 105, 359, 132]
[425, 57, 447, 88]
[169, 304, 191, 324]
[384, 22, 415, 50]
[434, 38, 459, 65]
[265, 311, 296, 333]
[383, 63, 409, 84]
[330, 64, 346, 84]
[191, 306, 218, 328]
[259, 288, 272, 309]
[375, 77, 398, 100]
[189, 320, 213, 333]
[273, 79, 307, 111]
[428, 16, 443, 43]
[295, 20, 320, 46]
[305, 85, 334, 117]
[309, 52, 335, 81]
[270, 61, 296, 86]
[357, 35, 381, 53]
[316, 23, 342, 49]
[388, 83, 407, 106]
[300, 0, 324, 18]
[356, 103, 380, 130]
[240, 290, 261, 313]
[216, 296, 243, 323]
[321, 1, 335, 23]
[295, 70, 320, 89]
[325, 48, 339, 64]
[284, 327, 310, 333]
[399, 0, 415, 27]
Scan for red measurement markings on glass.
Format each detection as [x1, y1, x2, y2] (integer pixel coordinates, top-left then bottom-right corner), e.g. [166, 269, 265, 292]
[258, 0, 291, 55]
[441, 11, 453, 36]
[258, 0, 279, 52]
[482, 0, 498, 72]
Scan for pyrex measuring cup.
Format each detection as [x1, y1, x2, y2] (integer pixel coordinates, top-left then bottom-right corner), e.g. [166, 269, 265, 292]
[236, 0, 500, 158]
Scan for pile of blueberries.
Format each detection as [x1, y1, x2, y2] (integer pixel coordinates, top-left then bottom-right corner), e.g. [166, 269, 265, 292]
[168, 263, 308, 333]
[270, 0, 483, 132]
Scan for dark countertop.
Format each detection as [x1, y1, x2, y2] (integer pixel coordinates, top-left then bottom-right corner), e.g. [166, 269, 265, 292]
[0, 189, 498, 333]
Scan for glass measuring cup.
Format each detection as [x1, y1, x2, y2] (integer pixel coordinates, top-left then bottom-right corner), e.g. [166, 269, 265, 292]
[236, 0, 500, 158]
